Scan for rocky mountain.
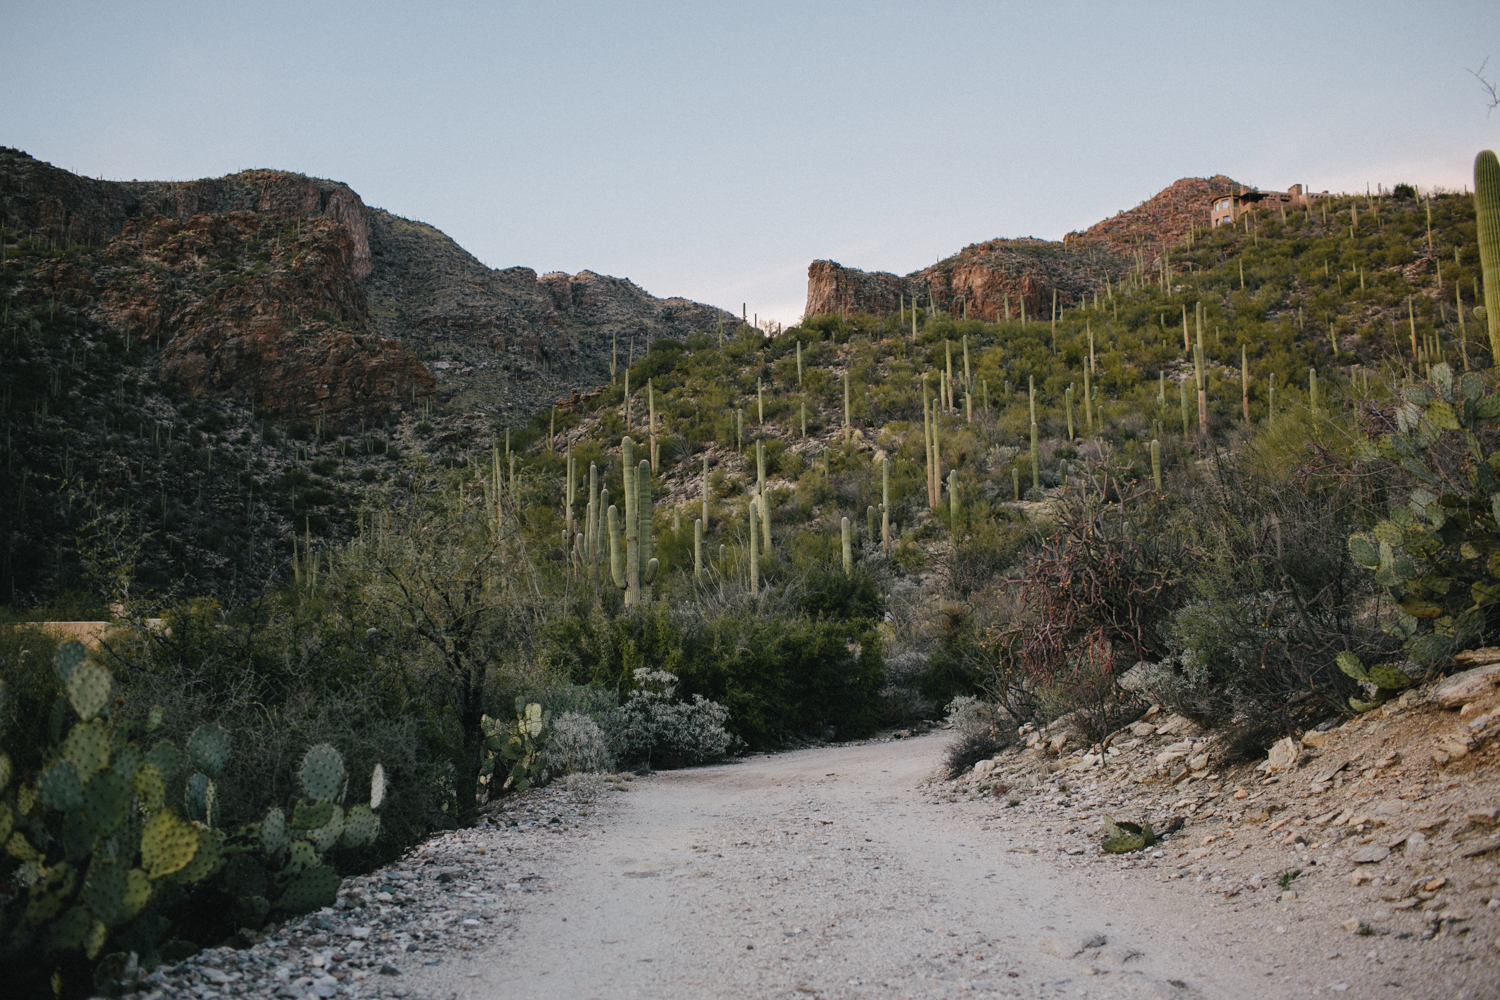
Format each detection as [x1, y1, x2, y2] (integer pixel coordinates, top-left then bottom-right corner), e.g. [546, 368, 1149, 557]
[0, 147, 735, 608]
[0, 147, 736, 424]
[803, 175, 1247, 322]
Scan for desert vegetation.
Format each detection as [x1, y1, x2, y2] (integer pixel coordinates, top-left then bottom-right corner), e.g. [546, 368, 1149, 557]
[3, 153, 1499, 995]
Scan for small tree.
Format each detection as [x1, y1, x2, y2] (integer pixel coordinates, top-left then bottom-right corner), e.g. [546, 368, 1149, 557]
[350, 463, 536, 824]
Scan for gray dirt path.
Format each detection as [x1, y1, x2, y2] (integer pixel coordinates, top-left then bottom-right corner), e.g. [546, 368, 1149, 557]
[406, 733, 1440, 1000]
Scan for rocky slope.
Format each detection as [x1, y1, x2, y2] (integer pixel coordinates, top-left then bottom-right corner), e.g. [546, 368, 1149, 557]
[362, 209, 733, 419]
[803, 175, 1249, 322]
[934, 662, 1500, 994]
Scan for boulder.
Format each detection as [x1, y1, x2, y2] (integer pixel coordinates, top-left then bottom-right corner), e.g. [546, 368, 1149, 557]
[1265, 737, 1298, 773]
[1433, 663, 1500, 709]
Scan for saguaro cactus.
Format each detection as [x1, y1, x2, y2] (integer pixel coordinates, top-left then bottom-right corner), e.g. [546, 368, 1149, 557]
[843, 372, 851, 441]
[867, 504, 878, 544]
[841, 516, 852, 575]
[796, 340, 803, 384]
[881, 456, 891, 551]
[1309, 368, 1319, 416]
[756, 441, 771, 550]
[749, 495, 760, 593]
[638, 459, 656, 602]
[607, 438, 657, 605]
[1151, 439, 1162, 491]
[701, 454, 710, 532]
[1066, 384, 1075, 440]
[1179, 378, 1190, 436]
[1477, 150, 1500, 360]
[948, 469, 960, 522]
[694, 517, 703, 580]
[1029, 375, 1039, 490]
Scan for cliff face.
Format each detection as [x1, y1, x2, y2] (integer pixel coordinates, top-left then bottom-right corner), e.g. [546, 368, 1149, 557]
[806, 239, 1128, 323]
[803, 176, 1248, 323]
[362, 210, 734, 418]
[1, 147, 736, 424]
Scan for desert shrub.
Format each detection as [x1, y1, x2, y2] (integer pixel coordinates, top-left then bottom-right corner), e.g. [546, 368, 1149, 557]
[102, 596, 450, 861]
[943, 694, 1003, 734]
[544, 710, 615, 774]
[942, 725, 1016, 778]
[609, 669, 735, 769]
[0, 625, 64, 776]
[1164, 443, 1385, 725]
[990, 466, 1182, 741]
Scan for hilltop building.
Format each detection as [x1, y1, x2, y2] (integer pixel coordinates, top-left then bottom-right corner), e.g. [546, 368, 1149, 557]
[1210, 184, 1317, 227]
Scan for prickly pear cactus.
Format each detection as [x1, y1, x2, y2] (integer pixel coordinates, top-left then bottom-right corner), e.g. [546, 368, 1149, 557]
[0, 642, 222, 995]
[1100, 815, 1156, 854]
[1347, 363, 1500, 678]
[187, 724, 230, 779]
[298, 743, 346, 802]
[1336, 652, 1416, 712]
[480, 701, 549, 797]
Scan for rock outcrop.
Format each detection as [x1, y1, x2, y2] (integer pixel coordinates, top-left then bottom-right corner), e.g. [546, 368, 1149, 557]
[1065, 175, 1244, 255]
[805, 239, 1129, 323]
[803, 176, 1252, 323]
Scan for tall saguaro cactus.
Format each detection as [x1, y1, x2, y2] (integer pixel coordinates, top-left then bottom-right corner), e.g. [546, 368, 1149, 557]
[694, 517, 703, 580]
[608, 437, 657, 605]
[1029, 375, 1039, 490]
[841, 516, 852, 575]
[881, 456, 891, 551]
[701, 455, 710, 533]
[1477, 150, 1500, 361]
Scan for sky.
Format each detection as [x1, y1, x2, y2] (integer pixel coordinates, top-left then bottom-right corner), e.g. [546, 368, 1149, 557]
[3, 1, 1499, 326]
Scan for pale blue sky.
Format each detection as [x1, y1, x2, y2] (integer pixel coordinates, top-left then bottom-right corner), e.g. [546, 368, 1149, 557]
[3, 1, 1499, 325]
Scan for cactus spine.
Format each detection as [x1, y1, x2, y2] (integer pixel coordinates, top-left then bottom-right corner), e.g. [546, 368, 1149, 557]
[1151, 438, 1162, 491]
[841, 516, 852, 575]
[1477, 150, 1500, 360]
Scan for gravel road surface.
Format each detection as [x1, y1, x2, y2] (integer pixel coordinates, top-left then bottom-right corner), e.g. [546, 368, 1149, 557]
[407, 734, 1307, 1000]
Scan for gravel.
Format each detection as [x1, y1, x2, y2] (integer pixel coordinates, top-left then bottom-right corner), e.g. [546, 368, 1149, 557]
[107, 775, 627, 1000]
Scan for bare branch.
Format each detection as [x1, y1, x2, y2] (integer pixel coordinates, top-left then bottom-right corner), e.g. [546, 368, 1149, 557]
[1470, 57, 1499, 116]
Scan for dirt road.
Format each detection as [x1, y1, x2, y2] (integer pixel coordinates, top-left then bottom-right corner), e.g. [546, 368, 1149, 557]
[406, 734, 1485, 1000]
